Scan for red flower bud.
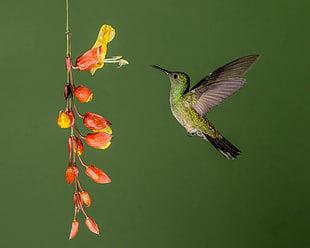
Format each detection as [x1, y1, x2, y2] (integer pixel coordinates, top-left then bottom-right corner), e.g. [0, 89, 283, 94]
[56, 110, 75, 128]
[74, 86, 93, 102]
[85, 165, 111, 184]
[86, 132, 112, 149]
[65, 166, 77, 184]
[68, 136, 84, 155]
[85, 217, 100, 235]
[83, 112, 111, 131]
[80, 191, 92, 207]
[69, 221, 79, 240]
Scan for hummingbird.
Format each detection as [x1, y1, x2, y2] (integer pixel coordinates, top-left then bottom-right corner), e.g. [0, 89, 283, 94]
[152, 55, 259, 159]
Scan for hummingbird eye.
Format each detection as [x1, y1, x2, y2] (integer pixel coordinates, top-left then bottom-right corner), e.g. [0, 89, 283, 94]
[173, 74, 178, 79]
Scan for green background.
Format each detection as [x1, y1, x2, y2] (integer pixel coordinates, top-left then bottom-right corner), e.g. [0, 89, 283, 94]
[0, 0, 309, 247]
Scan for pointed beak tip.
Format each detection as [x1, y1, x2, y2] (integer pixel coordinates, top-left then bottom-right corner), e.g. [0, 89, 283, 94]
[151, 65, 169, 74]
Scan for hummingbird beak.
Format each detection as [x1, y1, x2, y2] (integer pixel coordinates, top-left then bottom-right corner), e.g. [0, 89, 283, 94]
[151, 65, 170, 74]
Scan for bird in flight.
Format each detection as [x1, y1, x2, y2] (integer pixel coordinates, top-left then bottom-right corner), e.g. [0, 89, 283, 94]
[152, 55, 260, 159]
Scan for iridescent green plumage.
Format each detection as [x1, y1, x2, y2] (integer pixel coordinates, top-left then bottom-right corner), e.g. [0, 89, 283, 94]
[152, 55, 260, 159]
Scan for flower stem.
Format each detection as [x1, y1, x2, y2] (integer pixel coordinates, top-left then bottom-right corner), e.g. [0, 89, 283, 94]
[65, 0, 72, 90]
[74, 125, 86, 139]
[77, 154, 88, 168]
[73, 101, 84, 118]
[65, 0, 70, 58]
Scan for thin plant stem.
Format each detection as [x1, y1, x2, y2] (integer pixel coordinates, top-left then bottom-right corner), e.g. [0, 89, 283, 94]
[77, 154, 88, 168]
[66, 0, 70, 58]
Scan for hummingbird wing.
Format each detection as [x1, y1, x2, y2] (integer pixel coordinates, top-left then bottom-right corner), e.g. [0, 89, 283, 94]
[183, 55, 259, 116]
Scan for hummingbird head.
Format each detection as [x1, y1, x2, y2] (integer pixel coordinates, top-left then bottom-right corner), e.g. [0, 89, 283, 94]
[151, 65, 190, 87]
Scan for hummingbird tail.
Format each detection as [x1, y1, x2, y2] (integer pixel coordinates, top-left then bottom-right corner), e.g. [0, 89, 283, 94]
[198, 132, 241, 159]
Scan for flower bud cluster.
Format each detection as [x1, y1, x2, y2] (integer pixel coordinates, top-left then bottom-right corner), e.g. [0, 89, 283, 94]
[57, 24, 127, 239]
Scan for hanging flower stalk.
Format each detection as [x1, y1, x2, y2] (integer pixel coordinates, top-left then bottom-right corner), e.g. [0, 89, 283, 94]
[58, 0, 128, 240]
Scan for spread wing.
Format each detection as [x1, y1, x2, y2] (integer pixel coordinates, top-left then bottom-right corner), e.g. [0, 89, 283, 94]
[183, 55, 260, 116]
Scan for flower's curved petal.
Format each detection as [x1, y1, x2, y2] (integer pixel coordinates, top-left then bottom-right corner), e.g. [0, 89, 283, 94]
[92, 25, 115, 49]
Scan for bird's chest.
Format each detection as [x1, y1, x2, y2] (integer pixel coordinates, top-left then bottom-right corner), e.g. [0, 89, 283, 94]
[170, 99, 198, 133]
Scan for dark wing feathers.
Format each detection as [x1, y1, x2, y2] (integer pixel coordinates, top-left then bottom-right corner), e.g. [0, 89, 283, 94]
[193, 79, 245, 115]
[184, 55, 259, 116]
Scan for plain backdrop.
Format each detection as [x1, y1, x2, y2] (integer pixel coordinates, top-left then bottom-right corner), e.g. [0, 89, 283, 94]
[0, 0, 309, 247]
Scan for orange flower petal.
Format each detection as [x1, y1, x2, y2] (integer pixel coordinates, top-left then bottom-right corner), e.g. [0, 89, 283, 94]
[76, 46, 105, 73]
[69, 221, 79, 240]
[65, 166, 75, 184]
[85, 218, 100, 235]
[85, 132, 112, 149]
[85, 165, 111, 184]
[74, 86, 93, 102]
[83, 112, 111, 131]
[80, 191, 92, 207]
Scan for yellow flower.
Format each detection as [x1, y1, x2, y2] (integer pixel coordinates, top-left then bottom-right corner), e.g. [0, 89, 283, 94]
[76, 25, 128, 75]
[56, 110, 75, 128]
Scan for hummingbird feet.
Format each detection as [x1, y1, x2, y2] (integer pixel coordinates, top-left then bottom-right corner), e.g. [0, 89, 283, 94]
[196, 131, 208, 141]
